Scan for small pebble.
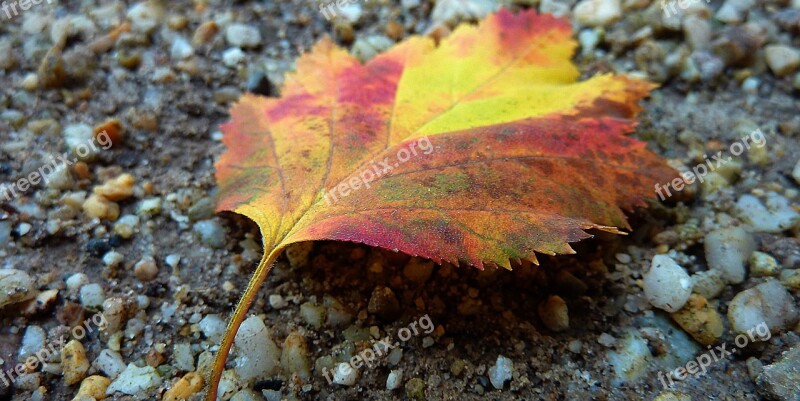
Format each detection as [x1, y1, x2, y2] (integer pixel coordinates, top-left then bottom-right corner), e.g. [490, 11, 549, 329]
[332, 362, 358, 386]
[765, 45, 800, 77]
[19, 325, 46, 360]
[0, 269, 36, 308]
[488, 355, 513, 389]
[281, 332, 311, 380]
[757, 345, 800, 400]
[405, 377, 426, 400]
[225, 24, 262, 48]
[126, 2, 165, 34]
[234, 315, 281, 382]
[728, 280, 799, 336]
[62, 340, 91, 385]
[92, 349, 127, 379]
[574, 0, 622, 27]
[74, 375, 110, 400]
[670, 294, 724, 345]
[780, 269, 800, 289]
[105, 363, 163, 396]
[403, 258, 434, 284]
[193, 219, 226, 249]
[162, 372, 204, 401]
[430, 0, 499, 25]
[269, 294, 288, 309]
[736, 193, 799, 233]
[598, 333, 616, 347]
[79, 283, 105, 309]
[538, 295, 570, 332]
[198, 314, 227, 342]
[750, 251, 781, 277]
[643, 255, 692, 312]
[133, 257, 158, 282]
[170, 36, 194, 60]
[368, 286, 401, 321]
[386, 369, 403, 390]
[102, 251, 124, 268]
[136, 197, 162, 216]
[165, 254, 181, 269]
[113, 215, 140, 239]
[83, 194, 120, 221]
[704, 227, 755, 284]
[222, 48, 246, 67]
[690, 269, 726, 299]
[792, 159, 800, 185]
[94, 174, 135, 202]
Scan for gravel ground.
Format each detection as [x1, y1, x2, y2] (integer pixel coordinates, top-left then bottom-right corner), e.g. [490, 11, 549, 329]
[1, 0, 799, 401]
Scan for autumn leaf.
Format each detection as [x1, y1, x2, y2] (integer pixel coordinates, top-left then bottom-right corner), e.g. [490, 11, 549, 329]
[207, 9, 677, 399]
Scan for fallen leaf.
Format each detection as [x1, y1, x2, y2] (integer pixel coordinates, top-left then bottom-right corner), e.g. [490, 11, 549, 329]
[208, 9, 677, 399]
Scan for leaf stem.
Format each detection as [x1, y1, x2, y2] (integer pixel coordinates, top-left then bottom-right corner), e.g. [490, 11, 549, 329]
[205, 251, 278, 401]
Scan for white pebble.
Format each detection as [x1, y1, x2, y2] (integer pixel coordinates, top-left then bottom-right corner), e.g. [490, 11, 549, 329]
[268, 294, 287, 309]
[164, 254, 181, 269]
[222, 47, 246, 67]
[64, 124, 97, 159]
[170, 36, 194, 60]
[793, 159, 800, 185]
[79, 283, 105, 309]
[19, 326, 46, 360]
[705, 227, 755, 284]
[65, 273, 89, 294]
[578, 30, 600, 58]
[225, 24, 262, 48]
[488, 355, 513, 389]
[136, 198, 162, 216]
[234, 315, 281, 382]
[728, 280, 799, 336]
[332, 362, 358, 386]
[126, 2, 164, 34]
[430, 0, 499, 25]
[337, 2, 363, 23]
[105, 363, 163, 396]
[643, 255, 692, 312]
[765, 45, 800, 77]
[114, 214, 140, 239]
[386, 369, 403, 390]
[607, 331, 651, 383]
[598, 333, 616, 347]
[102, 251, 124, 268]
[198, 314, 227, 343]
[43, 164, 73, 190]
[691, 269, 726, 299]
[574, 0, 621, 27]
[173, 343, 195, 372]
[92, 349, 127, 379]
[736, 193, 800, 233]
[17, 223, 31, 236]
